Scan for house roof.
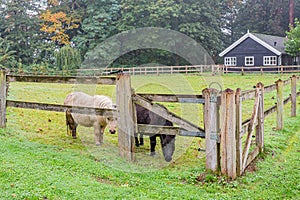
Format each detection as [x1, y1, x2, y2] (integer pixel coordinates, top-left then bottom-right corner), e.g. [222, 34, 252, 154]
[219, 31, 287, 57]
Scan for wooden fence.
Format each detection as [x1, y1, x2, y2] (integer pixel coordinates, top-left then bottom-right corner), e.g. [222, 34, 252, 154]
[76, 65, 219, 76]
[222, 65, 300, 74]
[0, 69, 299, 179]
[75, 65, 300, 76]
[9, 65, 300, 76]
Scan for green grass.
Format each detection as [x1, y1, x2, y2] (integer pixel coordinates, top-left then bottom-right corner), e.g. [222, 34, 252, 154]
[0, 73, 299, 199]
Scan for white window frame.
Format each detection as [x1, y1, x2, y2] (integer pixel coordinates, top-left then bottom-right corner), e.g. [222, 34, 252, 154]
[263, 56, 277, 66]
[245, 56, 254, 66]
[224, 57, 237, 66]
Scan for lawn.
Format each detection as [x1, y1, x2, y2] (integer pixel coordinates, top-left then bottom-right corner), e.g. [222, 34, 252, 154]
[0, 73, 299, 199]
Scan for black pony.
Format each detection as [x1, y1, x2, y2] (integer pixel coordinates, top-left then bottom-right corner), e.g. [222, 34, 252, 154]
[135, 104, 176, 162]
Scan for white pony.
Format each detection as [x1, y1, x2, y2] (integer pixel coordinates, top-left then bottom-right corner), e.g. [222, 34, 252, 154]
[64, 92, 117, 146]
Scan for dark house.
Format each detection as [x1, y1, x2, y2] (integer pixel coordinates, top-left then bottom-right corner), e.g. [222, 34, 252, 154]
[219, 31, 294, 67]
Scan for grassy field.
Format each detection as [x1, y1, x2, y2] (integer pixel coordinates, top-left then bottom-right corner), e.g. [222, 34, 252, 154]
[0, 74, 299, 199]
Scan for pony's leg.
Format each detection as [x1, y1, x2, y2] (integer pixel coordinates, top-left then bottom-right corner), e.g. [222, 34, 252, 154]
[134, 133, 140, 147]
[139, 134, 144, 146]
[100, 126, 105, 144]
[72, 123, 78, 139]
[94, 125, 102, 146]
[150, 135, 157, 156]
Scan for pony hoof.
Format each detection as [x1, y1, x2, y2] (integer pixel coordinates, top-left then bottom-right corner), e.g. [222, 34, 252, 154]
[135, 143, 140, 147]
[139, 142, 144, 146]
[95, 143, 101, 146]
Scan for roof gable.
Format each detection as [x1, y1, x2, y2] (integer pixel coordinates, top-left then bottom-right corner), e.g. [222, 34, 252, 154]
[219, 32, 286, 57]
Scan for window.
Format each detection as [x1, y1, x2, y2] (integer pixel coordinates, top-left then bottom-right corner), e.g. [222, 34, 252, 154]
[245, 56, 254, 66]
[263, 56, 277, 66]
[224, 57, 236, 66]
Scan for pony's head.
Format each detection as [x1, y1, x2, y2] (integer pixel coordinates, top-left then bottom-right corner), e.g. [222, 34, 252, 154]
[106, 104, 117, 134]
[106, 115, 117, 134]
[160, 134, 176, 162]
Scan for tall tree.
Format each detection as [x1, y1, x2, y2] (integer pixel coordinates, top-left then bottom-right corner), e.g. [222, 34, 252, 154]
[219, 0, 244, 44]
[233, 0, 289, 37]
[72, 0, 120, 57]
[0, 0, 45, 66]
[285, 19, 300, 62]
[116, 0, 226, 65]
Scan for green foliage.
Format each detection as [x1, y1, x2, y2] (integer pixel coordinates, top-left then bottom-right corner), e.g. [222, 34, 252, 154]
[0, 37, 17, 68]
[285, 19, 300, 58]
[1, 0, 300, 71]
[73, 0, 121, 57]
[0, 0, 54, 66]
[116, 0, 225, 65]
[232, 0, 299, 38]
[55, 45, 81, 71]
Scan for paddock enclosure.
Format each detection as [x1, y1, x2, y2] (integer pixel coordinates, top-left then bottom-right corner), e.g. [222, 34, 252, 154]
[1, 69, 300, 179]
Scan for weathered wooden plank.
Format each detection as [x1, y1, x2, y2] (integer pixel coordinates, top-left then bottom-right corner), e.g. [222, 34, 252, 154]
[7, 75, 116, 85]
[203, 88, 220, 173]
[264, 83, 277, 93]
[291, 75, 297, 117]
[179, 130, 205, 138]
[244, 146, 260, 170]
[276, 79, 284, 130]
[240, 89, 256, 101]
[283, 79, 291, 86]
[220, 89, 236, 179]
[264, 105, 277, 117]
[242, 86, 260, 170]
[0, 70, 6, 128]
[235, 88, 243, 176]
[137, 93, 204, 103]
[116, 73, 135, 161]
[7, 100, 116, 116]
[132, 94, 204, 133]
[256, 83, 264, 153]
[138, 124, 178, 135]
[137, 124, 205, 137]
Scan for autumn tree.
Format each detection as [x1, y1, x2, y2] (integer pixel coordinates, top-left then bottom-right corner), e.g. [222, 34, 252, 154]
[40, 0, 84, 46]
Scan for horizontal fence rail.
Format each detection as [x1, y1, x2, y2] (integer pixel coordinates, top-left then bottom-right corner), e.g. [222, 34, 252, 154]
[7, 100, 116, 116]
[223, 65, 300, 74]
[137, 93, 204, 103]
[7, 75, 116, 85]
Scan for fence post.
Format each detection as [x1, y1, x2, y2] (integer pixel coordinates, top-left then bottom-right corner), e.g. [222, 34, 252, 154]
[0, 69, 6, 128]
[235, 88, 242, 176]
[276, 79, 284, 130]
[256, 83, 264, 152]
[202, 88, 220, 173]
[116, 73, 135, 161]
[291, 75, 297, 117]
[220, 89, 236, 179]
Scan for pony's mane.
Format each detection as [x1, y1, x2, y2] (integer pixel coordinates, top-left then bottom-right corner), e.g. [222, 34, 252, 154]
[94, 95, 113, 109]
